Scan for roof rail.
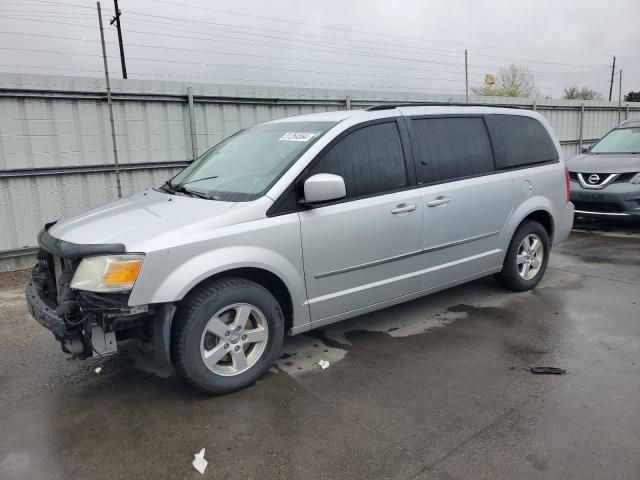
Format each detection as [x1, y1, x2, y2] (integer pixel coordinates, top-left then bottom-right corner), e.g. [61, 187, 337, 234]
[364, 102, 531, 111]
[619, 118, 640, 126]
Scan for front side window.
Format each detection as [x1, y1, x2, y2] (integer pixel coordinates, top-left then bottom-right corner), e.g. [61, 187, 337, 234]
[411, 117, 495, 183]
[308, 121, 408, 199]
[590, 127, 640, 154]
[170, 121, 335, 201]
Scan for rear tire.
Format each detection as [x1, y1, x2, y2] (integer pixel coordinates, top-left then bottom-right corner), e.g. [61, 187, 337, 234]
[495, 220, 550, 292]
[171, 277, 284, 395]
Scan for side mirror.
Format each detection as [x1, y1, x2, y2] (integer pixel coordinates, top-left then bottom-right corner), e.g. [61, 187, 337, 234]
[303, 173, 346, 204]
[581, 145, 591, 154]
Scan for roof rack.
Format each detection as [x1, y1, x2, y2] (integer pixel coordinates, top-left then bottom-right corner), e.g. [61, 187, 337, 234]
[364, 102, 531, 111]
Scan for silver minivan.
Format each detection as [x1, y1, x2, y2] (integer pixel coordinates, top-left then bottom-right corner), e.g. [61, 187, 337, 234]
[26, 105, 574, 394]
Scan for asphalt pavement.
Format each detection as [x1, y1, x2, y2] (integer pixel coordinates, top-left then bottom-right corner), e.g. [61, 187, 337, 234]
[1, 218, 639, 479]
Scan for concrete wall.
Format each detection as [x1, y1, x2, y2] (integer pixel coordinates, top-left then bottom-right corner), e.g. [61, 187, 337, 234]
[1, 72, 639, 270]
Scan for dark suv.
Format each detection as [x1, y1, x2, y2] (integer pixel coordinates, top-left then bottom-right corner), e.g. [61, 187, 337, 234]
[568, 118, 640, 218]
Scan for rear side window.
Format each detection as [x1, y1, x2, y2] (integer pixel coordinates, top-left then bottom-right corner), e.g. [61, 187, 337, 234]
[410, 117, 495, 184]
[492, 114, 558, 168]
[308, 121, 407, 199]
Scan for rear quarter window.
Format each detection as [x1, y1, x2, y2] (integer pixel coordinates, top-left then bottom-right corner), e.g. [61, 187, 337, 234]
[491, 114, 559, 169]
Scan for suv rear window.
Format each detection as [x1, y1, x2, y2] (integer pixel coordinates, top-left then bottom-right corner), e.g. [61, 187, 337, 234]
[492, 114, 558, 168]
[410, 117, 495, 184]
[308, 121, 408, 199]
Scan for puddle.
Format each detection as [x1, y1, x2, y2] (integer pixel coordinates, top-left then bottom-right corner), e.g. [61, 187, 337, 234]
[275, 271, 582, 375]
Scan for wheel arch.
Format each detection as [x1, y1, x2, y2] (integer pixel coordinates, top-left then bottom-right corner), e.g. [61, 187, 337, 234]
[500, 197, 557, 260]
[521, 209, 555, 243]
[180, 267, 295, 334]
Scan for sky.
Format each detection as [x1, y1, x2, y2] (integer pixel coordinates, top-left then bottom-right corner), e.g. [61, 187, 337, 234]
[0, 0, 639, 99]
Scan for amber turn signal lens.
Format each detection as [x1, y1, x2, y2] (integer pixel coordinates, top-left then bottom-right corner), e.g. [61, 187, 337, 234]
[102, 259, 143, 285]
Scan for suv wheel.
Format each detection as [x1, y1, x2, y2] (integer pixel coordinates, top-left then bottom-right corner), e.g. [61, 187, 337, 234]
[495, 220, 550, 291]
[172, 278, 284, 394]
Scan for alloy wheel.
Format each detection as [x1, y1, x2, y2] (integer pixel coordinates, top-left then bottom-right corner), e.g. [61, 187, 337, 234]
[200, 303, 269, 376]
[516, 233, 544, 280]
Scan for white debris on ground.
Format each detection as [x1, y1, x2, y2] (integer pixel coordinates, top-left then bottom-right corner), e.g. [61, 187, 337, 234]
[318, 359, 330, 369]
[94, 367, 102, 374]
[192, 448, 208, 475]
[275, 334, 347, 377]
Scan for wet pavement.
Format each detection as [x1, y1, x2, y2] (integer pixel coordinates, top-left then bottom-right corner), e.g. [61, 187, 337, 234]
[1, 219, 639, 479]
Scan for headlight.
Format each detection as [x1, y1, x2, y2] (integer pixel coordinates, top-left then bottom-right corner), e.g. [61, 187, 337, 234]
[631, 173, 640, 185]
[70, 255, 144, 293]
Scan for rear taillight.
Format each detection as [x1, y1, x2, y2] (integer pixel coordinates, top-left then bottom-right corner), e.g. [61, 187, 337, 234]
[565, 167, 570, 203]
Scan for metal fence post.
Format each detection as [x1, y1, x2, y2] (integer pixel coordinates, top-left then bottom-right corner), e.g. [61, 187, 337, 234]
[187, 87, 198, 160]
[345, 95, 351, 110]
[532, 99, 537, 111]
[626, 103, 630, 120]
[578, 103, 585, 154]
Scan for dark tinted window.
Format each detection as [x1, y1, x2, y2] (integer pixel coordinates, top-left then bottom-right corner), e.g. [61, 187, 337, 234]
[411, 117, 494, 183]
[493, 114, 558, 168]
[308, 122, 407, 199]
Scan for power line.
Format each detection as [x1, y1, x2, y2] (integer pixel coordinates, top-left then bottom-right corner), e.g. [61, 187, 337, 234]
[0, 30, 103, 44]
[121, 21, 636, 80]
[118, 10, 613, 70]
[0, 45, 466, 84]
[10, 0, 639, 69]
[126, 70, 466, 92]
[0, 6, 626, 74]
[0, 14, 97, 28]
[0, 63, 104, 74]
[146, 0, 616, 58]
[2, 16, 637, 85]
[1, 9, 637, 92]
[4, 0, 100, 10]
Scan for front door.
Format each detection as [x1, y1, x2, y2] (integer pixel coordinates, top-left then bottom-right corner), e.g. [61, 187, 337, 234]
[298, 120, 423, 321]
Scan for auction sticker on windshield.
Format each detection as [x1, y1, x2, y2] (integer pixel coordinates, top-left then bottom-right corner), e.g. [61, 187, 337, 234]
[279, 132, 317, 142]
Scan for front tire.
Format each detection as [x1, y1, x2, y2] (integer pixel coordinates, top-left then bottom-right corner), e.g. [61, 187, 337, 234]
[495, 220, 550, 291]
[171, 278, 284, 394]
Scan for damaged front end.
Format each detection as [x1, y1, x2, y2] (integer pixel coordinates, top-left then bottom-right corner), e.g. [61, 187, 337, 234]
[26, 224, 174, 366]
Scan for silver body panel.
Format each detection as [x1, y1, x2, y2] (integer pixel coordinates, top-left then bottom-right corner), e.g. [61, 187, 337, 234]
[47, 107, 574, 335]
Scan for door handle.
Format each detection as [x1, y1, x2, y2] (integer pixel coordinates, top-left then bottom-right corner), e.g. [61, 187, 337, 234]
[427, 196, 452, 207]
[391, 203, 417, 215]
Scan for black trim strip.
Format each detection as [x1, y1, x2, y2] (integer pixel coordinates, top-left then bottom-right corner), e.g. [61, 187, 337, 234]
[38, 223, 125, 258]
[314, 231, 500, 279]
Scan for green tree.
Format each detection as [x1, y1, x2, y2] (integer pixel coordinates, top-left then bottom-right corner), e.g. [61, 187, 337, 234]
[471, 64, 539, 98]
[562, 85, 602, 100]
[624, 91, 640, 102]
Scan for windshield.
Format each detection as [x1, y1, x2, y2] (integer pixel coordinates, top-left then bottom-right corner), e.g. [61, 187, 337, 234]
[169, 121, 335, 201]
[590, 127, 640, 154]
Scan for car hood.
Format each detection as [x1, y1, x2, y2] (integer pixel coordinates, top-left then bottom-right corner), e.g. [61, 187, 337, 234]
[48, 189, 249, 251]
[567, 153, 640, 173]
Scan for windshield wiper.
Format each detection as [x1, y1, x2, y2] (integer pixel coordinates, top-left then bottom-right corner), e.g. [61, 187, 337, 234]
[174, 185, 219, 200]
[181, 175, 218, 186]
[158, 180, 217, 200]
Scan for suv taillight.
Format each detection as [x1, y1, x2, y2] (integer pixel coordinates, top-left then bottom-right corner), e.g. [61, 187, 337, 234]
[565, 167, 570, 203]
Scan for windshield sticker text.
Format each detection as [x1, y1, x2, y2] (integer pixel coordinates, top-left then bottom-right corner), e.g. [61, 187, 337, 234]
[279, 132, 317, 142]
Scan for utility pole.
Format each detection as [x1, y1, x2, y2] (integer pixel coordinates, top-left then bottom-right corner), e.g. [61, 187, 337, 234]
[618, 70, 622, 124]
[97, 1, 122, 198]
[110, 0, 127, 79]
[608, 56, 616, 101]
[464, 49, 468, 103]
